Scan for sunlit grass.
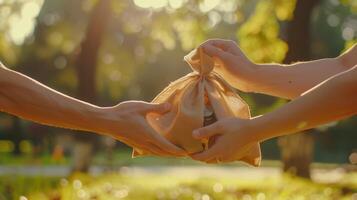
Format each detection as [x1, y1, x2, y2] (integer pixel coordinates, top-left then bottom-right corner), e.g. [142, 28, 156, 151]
[2, 172, 356, 200]
[1, 150, 355, 199]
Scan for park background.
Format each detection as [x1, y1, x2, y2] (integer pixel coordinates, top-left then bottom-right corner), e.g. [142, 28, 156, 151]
[0, 0, 356, 199]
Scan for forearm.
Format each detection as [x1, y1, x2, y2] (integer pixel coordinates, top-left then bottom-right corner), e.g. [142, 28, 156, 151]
[0, 66, 109, 134]
[248, 58, 348, 99]
[246, 44, 357, 99]
[0, 64, 186, 156]
[251, 65, 357, 141]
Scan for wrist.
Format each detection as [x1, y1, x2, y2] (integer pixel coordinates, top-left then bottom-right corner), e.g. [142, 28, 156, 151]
[247, 115, 275, 142]
[245, 63, 272, 94]
[81, 106, 118, 137]
[234, 117, 264, 144]
[232, 62, 260, 93]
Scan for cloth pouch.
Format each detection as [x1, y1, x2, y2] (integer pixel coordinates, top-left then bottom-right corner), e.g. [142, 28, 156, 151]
[133, 48, 261, 166]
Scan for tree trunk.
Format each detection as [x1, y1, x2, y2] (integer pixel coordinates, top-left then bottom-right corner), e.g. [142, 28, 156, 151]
[278, 132, 314, 177]
[72, 0, 111, 173]
[278, 0, 319, 178]
[11, 117, 22, 156]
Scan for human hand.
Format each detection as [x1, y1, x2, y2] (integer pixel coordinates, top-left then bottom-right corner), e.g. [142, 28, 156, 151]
[199, 39, 259, 92]
[191, 117, 261, 165]
[98, 101, 186, 157]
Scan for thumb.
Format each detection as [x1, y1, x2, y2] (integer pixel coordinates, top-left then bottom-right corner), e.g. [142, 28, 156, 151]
[141, 102, 171, 114]
[192, 122, 223, 140]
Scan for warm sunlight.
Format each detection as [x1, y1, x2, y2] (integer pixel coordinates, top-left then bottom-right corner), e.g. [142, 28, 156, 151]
[134, 0, 179, 9]
[0, 0, 356, 199]
[133, 0, 227, 12]
[8, 0, 43, 45]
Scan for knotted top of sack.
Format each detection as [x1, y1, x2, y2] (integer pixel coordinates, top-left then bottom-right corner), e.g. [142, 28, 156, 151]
[184, 47, 214, 76]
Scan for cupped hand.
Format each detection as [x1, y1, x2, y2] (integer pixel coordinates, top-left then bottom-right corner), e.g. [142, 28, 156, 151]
[102, 101, 186, 157]
[199, 39, 258, 92]
[190, 117, 260, 164]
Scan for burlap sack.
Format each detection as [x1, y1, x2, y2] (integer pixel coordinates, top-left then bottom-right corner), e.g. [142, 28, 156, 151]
[133, 48, 261, 166]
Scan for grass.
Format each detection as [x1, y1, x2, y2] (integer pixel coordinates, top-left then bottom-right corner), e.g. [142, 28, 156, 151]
[1, 150, 355, 199]
[1, 170, 356, 200]
[0, 149, 343, 170]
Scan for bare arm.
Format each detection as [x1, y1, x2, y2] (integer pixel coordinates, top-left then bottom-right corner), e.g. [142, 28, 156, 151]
[251, 45, 357, 99]
[0, 63, 185, 156]
[253, 65, 357, 140]
[191, 65, 357, 163]
[200, 40, 357, 99]
[0, 64, 103, 131]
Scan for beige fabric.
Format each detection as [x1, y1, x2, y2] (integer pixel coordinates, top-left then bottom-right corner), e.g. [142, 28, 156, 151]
[133, 48, 261, 166]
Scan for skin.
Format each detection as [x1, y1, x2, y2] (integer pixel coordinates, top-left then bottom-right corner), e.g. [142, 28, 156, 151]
[191, 39, 357, 163]
[0, 63, 186, 157]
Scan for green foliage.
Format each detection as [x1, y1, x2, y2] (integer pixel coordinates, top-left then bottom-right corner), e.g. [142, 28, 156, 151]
[0, 35, 18, 65]
[340, 0, 357, 12]
[237, 0, 292, 63]
[0, 175, 59, 200]
[273, 0, 297, 21]
[344, 39, 357, 50]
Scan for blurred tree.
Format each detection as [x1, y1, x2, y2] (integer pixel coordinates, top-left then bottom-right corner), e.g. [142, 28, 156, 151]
[72, 0, 112, 172]
[277, 0, 320, 179]
[10, 117, 23, 155]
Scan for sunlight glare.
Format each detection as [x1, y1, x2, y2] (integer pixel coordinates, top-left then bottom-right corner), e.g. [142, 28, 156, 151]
[22, 1, 41, 18]
[342, 27, 354, 41]
[199, 0, 220, 13]
[168, 0, 183, 9]
[134, 0, 168, 9]
[208, 11, 221, 27]
[8, 0, 44, 45]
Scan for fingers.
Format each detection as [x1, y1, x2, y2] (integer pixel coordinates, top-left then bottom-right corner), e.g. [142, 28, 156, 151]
[140, 102, 171, 114]
[144, 143, 173, 157]
[146, 125, 187, 156]
[205, 158, 218, 164]
[129, 142, 158, 156]
[202, 39, 241, 55]
[192, 121, 223, 140]
[241, 155, 261, 167]
[151, 134, 186, 156]
[131, 140, 174, 157]
[204, 39, 236, 50]
[205, 157, 234, 164]
[201, 44, 233, 61]
[190, 145, 220, 162]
